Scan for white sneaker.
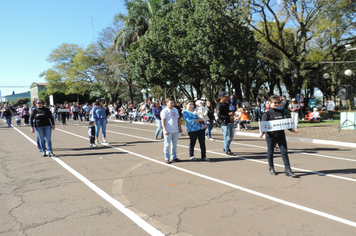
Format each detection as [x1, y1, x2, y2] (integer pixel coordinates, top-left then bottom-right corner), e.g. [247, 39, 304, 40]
[190, 156, 197, 161]
[202, 157, 210, 161]
[90, 144, 94, 148]
[92, 144, 96, 147]
[95, 140, 100, 144]
[208, 138, 214, 141]
[205, 136, 208, 139]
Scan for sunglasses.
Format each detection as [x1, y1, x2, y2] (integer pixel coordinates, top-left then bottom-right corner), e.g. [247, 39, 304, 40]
[272, 102, 279, 104]
[37, 102, 43, 104]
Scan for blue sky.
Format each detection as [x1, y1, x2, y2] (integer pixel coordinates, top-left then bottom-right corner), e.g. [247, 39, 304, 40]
[0, 0, 125, 97]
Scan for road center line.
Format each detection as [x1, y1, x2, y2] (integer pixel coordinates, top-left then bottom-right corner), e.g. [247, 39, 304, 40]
[56, 127, 356, 228]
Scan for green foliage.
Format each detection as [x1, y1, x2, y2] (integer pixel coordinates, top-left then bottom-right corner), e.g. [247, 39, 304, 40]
[38, 90, 90, 105]
[10, 98, 30, 107]
[129, 0, 258, 99]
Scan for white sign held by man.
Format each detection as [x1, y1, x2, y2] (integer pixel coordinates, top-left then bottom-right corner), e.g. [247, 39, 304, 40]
[259, 118, 297, 134]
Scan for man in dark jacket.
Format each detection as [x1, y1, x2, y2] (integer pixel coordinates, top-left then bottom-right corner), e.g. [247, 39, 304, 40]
[216, 91, 235, 155]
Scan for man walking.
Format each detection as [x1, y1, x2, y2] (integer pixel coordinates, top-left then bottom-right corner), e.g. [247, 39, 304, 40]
[216, 91, 235, 155]
[161, 98, 183, 164]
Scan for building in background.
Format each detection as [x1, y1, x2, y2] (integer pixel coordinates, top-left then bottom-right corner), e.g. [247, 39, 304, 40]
[2, 91, 31, 103]
[30, 82, 47, 101]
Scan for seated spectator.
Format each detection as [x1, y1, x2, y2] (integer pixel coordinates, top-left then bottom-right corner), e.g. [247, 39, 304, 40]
[309, 108, 321, 122]
[236, 108, 250, 130]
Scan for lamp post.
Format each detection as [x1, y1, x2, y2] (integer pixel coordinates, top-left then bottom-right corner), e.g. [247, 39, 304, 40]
[323, 72, 336, 102]
[344, 69, 353, 111]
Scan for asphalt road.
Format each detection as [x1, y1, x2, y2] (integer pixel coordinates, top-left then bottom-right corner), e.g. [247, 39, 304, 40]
[1, 119, 356, 236]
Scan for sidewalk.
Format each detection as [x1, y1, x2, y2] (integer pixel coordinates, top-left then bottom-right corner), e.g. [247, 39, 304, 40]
[235, 122, 356, 148]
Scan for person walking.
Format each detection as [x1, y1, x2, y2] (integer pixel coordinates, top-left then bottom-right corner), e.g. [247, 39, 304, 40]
[216, 91, 235, 155]
[91, 99, 108, 144]
[88, 121, 96, 148]
[30, 100, 56, 157]
[22, 104, 30, 126]
[205, 101, 215, 140]
[326, 97, 335, 121]
[161, 98, 182, 164]
[260, 95, 298, 177]
[59, 105, 67, 126]
[72, 103, 80, 122]
[2, 103, 14, 127]
[183, 100, 210, 161]
[152, 101, 164, 139]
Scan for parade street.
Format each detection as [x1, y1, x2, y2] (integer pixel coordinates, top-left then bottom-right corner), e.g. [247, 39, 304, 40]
[1, 119, 356, 236]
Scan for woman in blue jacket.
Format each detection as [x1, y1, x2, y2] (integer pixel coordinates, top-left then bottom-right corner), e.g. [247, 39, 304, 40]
[91, 99, 108, 144]
[182, 100, 210, 161]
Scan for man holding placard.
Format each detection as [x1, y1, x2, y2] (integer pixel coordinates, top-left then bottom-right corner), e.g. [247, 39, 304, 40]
[259, 95, 299, 178]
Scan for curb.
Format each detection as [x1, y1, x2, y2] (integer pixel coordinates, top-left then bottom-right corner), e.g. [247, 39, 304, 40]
[109, 119, 356, 149]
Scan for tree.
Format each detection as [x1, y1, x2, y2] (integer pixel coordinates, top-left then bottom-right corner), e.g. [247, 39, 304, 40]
[129, 0, 258, 100]
[239, 0, 356, 98]
[10, 98, 30, 107]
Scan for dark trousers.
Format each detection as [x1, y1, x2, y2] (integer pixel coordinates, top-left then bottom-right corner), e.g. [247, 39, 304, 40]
[90, 136, 95, 144]
[188, 129, 206, 158]
[328, 111, 333, 119]
[266, 136, 290, 169]
[23, 115, 29, 125]
[73, 112, 79, 121]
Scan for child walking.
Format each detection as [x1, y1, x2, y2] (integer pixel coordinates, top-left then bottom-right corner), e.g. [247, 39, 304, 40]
[88, 121, 96, 147]
[15, 113, 22, 126]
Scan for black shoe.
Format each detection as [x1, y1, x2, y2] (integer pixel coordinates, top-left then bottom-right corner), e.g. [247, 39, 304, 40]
[171, 158, 181, 162]
[285, 168, 298, 178]
[48, 152, 56, 158]
[42, 152, 47, 157]
[226, 150, 233, 155]
[269, 168, 277, 176]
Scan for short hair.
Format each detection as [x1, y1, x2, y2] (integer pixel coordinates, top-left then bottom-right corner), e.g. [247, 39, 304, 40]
[166, 98, 174, 103]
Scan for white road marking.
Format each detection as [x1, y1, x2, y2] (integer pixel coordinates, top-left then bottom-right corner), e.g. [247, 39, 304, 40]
[56, 128, 356, 228]
[108, 123, 356, 162]
[7, 123, 164, 236]
[72, 122, 356, 183]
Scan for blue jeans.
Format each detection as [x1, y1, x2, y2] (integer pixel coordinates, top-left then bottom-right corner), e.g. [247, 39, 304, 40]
[205, 119, 214, 138]
[155, 119, 163, 138]
[35, 126, 53, 153]
[163, 132, 179, 160]
[221, 123, 234, 151]
[5, 115, 12, 126]
[95, 118, 106, 138]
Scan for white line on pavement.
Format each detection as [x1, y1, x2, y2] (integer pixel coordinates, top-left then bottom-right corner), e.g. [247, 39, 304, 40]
[56, 127, 356, 228]
[104, 128, 356, 183]
[108, 123, 356, 162]
[7, 123, 164, 236]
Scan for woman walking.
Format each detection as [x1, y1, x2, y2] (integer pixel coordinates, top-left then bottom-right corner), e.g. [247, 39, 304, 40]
[182, 100, 210, 161]
[22, 104, 30, 126]
[91, 99, 108, 144]
[2, 103, 14, 127]
[205, 101, 215, 140]
[260, 95, 298, 177]
[152, 101, 164, 139]
[30, 100, 55, 157]
[60, 105, 67, 126]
